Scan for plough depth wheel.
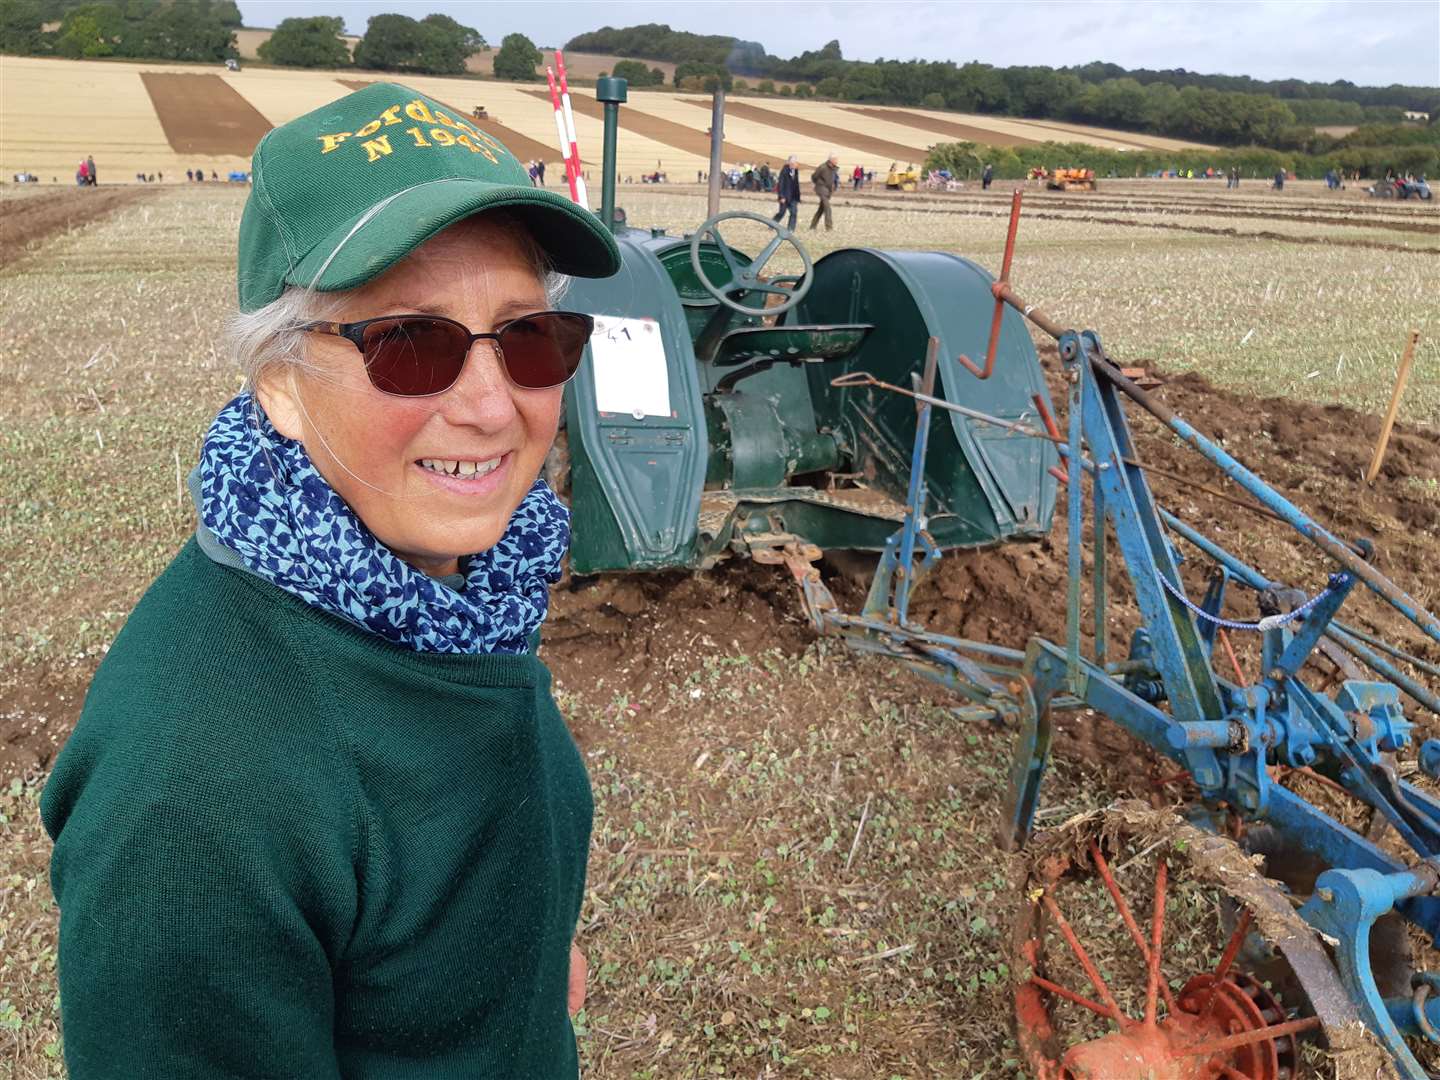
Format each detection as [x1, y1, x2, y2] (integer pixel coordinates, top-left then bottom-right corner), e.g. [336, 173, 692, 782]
[1011, 803, 1387, 1079]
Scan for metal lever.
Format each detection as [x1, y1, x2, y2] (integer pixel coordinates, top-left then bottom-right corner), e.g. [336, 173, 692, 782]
[956, 188, 1023, 379]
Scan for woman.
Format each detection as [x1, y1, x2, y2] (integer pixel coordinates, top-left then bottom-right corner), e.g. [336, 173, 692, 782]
[41, 82, 620, 1079]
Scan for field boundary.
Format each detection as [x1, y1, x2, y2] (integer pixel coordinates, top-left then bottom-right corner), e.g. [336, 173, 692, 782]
[844, 105, 1043, 148]
[139, 72, 273, 156]
[0, 187, 152, 270]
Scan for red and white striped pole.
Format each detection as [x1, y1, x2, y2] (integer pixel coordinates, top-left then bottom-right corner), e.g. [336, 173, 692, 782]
[545, 67, 580, 204]
[555, 50, 588, 208]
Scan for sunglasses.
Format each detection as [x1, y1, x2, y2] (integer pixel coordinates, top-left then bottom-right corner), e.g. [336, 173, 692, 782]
[299, 310, 594, 397]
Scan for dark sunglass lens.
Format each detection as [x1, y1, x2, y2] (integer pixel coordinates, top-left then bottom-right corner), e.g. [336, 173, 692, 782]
[361, 318, 469, 396]
[499, 314, 592, 389]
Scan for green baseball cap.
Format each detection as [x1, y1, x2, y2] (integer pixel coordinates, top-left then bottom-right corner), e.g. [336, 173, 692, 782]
[237, 81, 619, 312]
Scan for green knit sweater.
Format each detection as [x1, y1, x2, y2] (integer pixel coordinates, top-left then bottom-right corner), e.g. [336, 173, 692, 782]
[41, 539, 593, 1079]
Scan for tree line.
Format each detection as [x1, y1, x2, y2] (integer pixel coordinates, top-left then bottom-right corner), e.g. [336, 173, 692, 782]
[0, 0, 242, 62]
[0, 2, 545, 79]
[565, 23, 1438, 144]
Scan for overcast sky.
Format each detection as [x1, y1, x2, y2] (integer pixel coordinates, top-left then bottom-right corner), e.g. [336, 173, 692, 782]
[235, 0, 1440, 88]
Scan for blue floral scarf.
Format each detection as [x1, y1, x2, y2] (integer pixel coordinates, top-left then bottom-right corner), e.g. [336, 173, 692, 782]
[198, 393, 569, 655]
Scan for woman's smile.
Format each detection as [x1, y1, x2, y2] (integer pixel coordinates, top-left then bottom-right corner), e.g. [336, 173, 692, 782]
[415, 452, 511, 496]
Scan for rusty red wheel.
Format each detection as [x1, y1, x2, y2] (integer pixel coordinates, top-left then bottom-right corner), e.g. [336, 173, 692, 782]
[1010, 803, 1385, 1080]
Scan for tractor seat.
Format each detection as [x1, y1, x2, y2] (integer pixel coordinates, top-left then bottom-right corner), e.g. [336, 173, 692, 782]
[709, 325, 873, 392]
[710, 325, 873, 368]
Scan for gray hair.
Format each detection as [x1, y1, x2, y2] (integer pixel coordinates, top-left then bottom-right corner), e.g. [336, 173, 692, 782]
[225, 212, 571, 390]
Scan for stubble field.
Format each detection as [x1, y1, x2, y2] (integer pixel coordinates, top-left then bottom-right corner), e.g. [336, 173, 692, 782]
[0, 179, 1437, 1078]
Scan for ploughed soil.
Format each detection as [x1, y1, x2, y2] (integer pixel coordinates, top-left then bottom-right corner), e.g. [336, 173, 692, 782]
[0, 186, 150, 270]
[845, 106, 1045, 149]
[687, 99, 931, 164]
[138, 72, 273, 157]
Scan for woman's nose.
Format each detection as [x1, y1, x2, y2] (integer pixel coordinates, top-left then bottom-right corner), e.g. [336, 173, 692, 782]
[443, 338, 519, 429]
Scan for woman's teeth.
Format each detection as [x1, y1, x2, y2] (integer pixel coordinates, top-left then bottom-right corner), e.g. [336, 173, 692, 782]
[420, 457, 500, 478]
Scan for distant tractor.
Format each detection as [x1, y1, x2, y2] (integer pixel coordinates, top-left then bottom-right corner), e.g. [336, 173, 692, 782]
[885, 163, 921, 191]
[1369, 175, 1432, 200]
[1046, 167, 1097, 191]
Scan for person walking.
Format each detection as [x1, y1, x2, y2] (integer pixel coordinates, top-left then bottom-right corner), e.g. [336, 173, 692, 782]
[982, 162, 994, 190]
[773, 155, 801, 231]
[809, 151, 840, 231]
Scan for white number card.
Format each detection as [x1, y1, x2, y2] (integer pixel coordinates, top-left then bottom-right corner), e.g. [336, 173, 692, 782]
[589, 315, 672, 419]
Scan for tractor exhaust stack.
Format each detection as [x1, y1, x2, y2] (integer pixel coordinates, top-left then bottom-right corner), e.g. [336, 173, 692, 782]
[595, 76, 627, 233]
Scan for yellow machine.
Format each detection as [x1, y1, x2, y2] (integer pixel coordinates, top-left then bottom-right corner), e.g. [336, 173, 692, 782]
[1046, 167, 1097, 191]
[885, 163, 920, 192]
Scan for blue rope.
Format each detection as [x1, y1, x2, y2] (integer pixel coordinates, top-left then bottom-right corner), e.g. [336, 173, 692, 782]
[1158, 572, 1350, 632]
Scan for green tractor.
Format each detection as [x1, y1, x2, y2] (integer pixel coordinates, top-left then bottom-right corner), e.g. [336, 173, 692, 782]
[558, 83, 1059, 575]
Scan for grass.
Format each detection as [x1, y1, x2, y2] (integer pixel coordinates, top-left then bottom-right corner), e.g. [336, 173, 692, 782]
[0, 183, 1436, 1078]
[563, 644, 1039, 1077]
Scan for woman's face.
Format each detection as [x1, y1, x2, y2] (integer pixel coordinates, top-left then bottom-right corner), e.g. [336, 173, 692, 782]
[257, 215, 561, 578]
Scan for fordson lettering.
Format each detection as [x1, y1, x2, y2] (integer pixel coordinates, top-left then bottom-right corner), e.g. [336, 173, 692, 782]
[317, 99, 502, 165]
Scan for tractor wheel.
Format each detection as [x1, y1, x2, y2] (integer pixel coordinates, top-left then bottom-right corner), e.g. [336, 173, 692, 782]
[1242, 821, 1414, 1000]
[1009, 801, 1388, 1079]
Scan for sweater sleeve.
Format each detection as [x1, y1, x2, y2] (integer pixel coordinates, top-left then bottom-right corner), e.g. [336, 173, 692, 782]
[42, 697, 359, 1079]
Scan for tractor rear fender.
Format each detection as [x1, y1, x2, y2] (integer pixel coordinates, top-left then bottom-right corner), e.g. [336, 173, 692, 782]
[562, 230, 709, 573]
[794, 248, 1059, 548]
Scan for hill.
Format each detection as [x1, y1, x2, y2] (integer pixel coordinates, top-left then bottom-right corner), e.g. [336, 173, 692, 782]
[0, 56, 1218, 183]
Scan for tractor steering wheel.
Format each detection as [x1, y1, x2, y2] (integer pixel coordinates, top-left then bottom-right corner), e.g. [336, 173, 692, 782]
[689, 210, 813, 317]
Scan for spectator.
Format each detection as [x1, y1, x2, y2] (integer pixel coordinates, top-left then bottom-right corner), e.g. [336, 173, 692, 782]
[852, 163, 863, 190]
[758, 161, 772, 192]
[537, 160, 545, 185]
[982, 162, 994, 190]
[527, 161, 539, 186]
[87, 155, 97, 186]
[772, 154, 800, 231]
[186, 169, 194, 182]
[809, 152, 840, 231]
[76, 159, 88, 187]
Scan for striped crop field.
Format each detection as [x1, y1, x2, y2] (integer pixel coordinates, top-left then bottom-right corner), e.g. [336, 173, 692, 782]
[1, 56, 1217, 184]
